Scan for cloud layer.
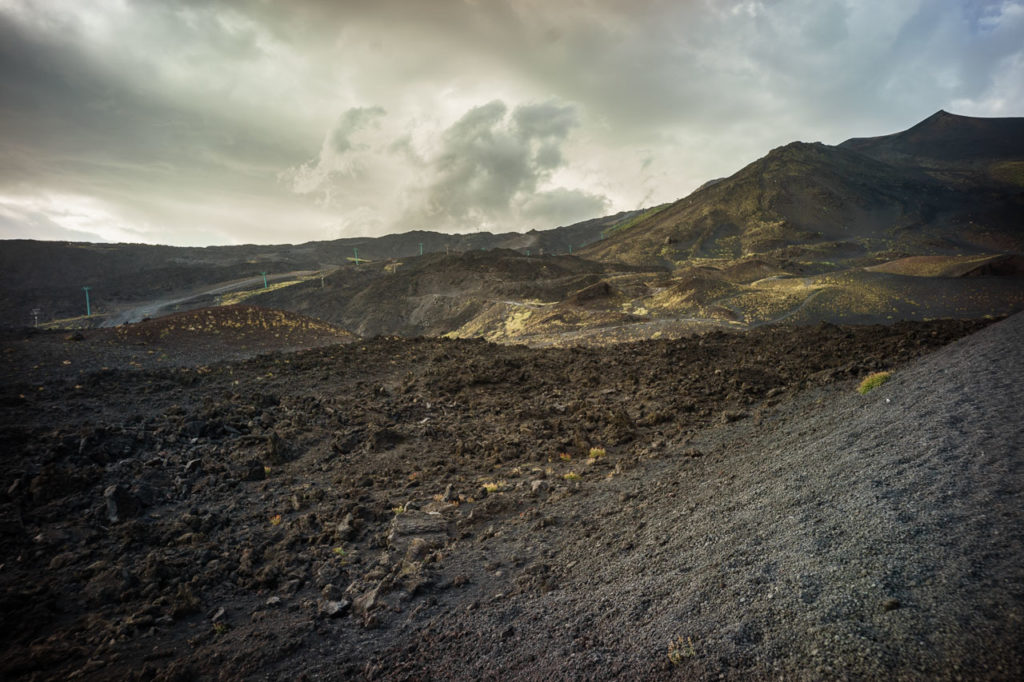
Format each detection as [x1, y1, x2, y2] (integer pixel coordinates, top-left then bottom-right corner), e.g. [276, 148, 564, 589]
[0, 0, 1022, 245]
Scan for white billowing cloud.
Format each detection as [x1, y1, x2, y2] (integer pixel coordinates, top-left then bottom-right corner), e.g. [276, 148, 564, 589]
[282, 99, 609, 234]
[284, 106, 390, 197]
[407, 100, 598, 231]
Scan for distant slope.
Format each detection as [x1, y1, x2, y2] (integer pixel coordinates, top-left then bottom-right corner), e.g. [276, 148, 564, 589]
[0, 210, 640, 327]
[255, 249, 655, 338]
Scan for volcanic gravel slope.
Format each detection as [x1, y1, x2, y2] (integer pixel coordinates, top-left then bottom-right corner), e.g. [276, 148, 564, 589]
[0, 316, 1021, 680]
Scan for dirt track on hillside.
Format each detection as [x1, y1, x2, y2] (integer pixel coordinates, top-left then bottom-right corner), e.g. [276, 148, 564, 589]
[1, 315, 1021, 680]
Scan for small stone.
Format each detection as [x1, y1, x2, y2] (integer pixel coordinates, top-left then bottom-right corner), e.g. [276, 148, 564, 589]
[265, 596, 282, 606]
[720, 410, 748, 424]
[320, 599, 350, 618]
[321, 584, 343, 600]
[209, 606, 226, 623]
[882, 598, 901, 612]
[387, 510, 447, 556]
[336, 513, 356, 541]
[184, 459, 202, 475]
[352, 586, 379, 616]
[103, 484, 141, 523]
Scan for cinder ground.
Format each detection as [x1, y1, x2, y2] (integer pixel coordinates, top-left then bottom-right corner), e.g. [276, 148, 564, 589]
[1, 313, 1020, 680]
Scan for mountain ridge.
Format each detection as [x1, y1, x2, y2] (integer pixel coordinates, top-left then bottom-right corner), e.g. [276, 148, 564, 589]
[581, 111, 1024, 269]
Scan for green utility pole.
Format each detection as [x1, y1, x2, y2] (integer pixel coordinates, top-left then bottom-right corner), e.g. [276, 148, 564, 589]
[353, 248, 360, 265]
[569, 245, 572, 255]
[261, 271, 268, 288]
[82, 286, 92, 316]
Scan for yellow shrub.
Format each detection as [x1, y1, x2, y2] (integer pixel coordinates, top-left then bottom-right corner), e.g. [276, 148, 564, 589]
[857, 371, 891, 394]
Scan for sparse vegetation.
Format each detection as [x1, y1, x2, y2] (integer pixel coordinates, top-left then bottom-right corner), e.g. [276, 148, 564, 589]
[667, 635, 696, 664]
[857, 371, 892, 394]
[218, 279, 304, 306]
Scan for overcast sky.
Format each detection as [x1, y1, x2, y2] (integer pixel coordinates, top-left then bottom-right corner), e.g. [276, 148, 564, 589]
[1, 0, 1022, 246]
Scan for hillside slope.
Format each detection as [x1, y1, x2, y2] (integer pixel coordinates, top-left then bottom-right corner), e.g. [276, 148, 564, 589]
[255, 249, 658, 338]
[582, 111, 1024, 269]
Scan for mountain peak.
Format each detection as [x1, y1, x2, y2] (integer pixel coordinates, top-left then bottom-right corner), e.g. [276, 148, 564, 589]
[839, 110, 1024, 163]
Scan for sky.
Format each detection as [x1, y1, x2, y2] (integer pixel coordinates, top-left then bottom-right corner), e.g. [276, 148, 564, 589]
[0, 1, 1022, 247]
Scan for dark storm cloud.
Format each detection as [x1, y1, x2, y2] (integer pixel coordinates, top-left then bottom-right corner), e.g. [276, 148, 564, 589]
[0, 11, 297, 180]
[0, 5, 308, 235]
[0, 0, 1021, 245]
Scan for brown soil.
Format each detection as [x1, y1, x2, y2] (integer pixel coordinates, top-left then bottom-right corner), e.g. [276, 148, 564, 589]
[1, 315, 1021, 680]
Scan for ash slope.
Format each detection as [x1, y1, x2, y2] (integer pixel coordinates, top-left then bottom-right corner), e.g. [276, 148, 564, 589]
[1, 316, 1021, 680]
[360, 313, 1024, 680]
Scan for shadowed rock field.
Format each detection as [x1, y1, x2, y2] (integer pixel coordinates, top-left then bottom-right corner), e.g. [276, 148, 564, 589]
[1, 314, 1021, 680]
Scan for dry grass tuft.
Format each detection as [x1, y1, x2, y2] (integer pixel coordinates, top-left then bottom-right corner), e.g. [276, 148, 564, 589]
[857, 371, 892, 394]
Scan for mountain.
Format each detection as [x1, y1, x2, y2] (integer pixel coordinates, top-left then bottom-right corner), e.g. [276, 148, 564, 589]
[582, 111, 1024, 270]
[840, 109, 1024, 169]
